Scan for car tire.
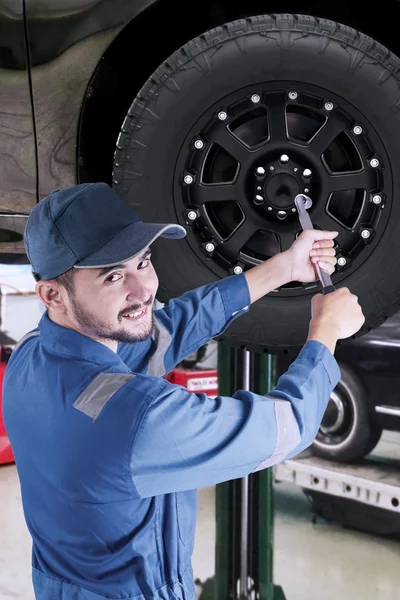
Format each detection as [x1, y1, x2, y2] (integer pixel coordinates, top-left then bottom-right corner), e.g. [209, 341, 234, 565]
[311, 362, 382, 462]
[114, 14, 400, 353]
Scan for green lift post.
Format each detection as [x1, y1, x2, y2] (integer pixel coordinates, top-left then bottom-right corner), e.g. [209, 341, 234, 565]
[199, 342, 287, 600]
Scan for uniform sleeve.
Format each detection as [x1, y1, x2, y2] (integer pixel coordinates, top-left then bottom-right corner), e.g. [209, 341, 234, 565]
[119, 273, 251, 376]
[130, 340, 341, 497]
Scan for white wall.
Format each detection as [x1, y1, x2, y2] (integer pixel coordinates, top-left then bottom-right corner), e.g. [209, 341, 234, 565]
[1, 294, 45, 343]
[0, 265, 45, 343]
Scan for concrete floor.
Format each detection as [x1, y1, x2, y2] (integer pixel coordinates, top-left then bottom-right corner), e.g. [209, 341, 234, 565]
[1, 434, 400, 600]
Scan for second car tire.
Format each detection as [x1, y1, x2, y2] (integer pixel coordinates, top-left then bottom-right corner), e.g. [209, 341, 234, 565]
[311, 362, 382, 462]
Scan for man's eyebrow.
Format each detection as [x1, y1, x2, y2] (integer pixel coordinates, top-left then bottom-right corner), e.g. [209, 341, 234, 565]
[96, 264, 126, 278]
[96, 249, 152, 278]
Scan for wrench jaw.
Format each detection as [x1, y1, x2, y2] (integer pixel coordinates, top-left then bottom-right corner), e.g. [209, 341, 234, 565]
[294, 193, 313, 211]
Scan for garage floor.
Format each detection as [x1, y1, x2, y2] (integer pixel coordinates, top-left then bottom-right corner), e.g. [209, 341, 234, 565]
[1, 433, 400, 600]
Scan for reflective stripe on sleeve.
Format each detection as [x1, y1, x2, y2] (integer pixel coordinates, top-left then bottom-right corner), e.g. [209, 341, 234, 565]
[252, 399, 302, 472]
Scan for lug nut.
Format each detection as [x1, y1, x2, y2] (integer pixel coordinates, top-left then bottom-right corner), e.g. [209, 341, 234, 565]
[257, 186, 262, 191]
[280, 154, 290, 164]
[304, 188, 309, 193]
[184, 174, 193, 184]
[372, 194, 382, 205]
[370, 158, 380, 168]
[256, 166, 266, 175]
[218, 111, 228, 121]
[251, 94, 261, 103]
[292, 208, 297, 212]
[254, 195, 264, 204]
[194, 139, 204, 149]
[277, 210, 287, 219]
[268, 207, 273, 211]
[338, 257, 347, 267]
[288, 91, 298, 100]
[187, 210, 198, 221]
[303, 169, 312, 178]
[361, 229, 371, 239]
[353, 125, 363, 135]
[205, 242, 215, 252]
[324, 101, 334, 111]
[233, 265, 243, 275]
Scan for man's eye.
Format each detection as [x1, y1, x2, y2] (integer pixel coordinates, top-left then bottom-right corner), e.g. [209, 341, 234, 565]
[105, 273, 122, 283]
[138, 258, 151, 269]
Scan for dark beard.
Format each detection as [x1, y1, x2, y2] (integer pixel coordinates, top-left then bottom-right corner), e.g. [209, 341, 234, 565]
[69, 294, 155, 343]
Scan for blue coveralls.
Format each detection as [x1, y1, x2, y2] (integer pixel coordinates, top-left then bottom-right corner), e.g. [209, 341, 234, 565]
[2, 273, 340, 600]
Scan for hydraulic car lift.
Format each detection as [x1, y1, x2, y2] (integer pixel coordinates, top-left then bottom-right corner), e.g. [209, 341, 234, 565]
[274, 452, 400, 513]
[199, 343, 287, 600]
[274, 450, 400, 537]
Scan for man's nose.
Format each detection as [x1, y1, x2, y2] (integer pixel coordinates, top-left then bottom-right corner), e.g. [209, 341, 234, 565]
[126, 281, 151, 304]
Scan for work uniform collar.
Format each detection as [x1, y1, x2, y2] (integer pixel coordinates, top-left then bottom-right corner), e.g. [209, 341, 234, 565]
[38, 311, 127, 369]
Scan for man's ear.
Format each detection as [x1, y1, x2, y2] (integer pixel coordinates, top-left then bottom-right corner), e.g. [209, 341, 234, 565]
[35, 281, 66, 312]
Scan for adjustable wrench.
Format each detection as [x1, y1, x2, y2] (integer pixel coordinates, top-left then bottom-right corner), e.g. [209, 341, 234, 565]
[294, 193, 336, 295]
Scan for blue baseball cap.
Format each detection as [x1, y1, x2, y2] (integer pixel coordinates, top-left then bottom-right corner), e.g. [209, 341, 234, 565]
[24, 182, 187, 281]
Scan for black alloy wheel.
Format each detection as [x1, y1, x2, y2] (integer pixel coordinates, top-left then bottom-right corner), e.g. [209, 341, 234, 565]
[175, 83, 389, 294]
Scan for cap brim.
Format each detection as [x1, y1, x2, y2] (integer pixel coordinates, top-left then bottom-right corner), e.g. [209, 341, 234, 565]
[74, 221, 186, 269]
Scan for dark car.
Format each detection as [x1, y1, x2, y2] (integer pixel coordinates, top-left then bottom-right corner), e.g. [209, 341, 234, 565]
[2, 3, 400, 381]
[276, 310, 400, 463]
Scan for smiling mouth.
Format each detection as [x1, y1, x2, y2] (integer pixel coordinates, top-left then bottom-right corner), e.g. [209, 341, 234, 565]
[122, 308, 147, 321]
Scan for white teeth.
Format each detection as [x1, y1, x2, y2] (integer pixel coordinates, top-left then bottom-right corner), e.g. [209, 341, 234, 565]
[125, 310, 144, 318]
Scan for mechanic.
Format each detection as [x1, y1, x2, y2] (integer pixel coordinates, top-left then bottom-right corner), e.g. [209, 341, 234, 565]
[3, 182, 364, 600]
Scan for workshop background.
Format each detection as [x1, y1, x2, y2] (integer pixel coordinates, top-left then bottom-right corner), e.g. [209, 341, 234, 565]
[3, 3, 400, 598]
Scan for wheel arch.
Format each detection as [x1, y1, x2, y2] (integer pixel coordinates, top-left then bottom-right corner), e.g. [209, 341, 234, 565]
[77, 0, 400, 185]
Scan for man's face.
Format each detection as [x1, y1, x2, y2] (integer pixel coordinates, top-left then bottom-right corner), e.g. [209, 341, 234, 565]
[62, 247, 159, 345]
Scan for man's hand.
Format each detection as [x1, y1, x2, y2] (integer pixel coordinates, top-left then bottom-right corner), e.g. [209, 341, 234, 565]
[283, 229, 339, 283]
[307, 287, 365, 354]
[244, 228, 339, 304]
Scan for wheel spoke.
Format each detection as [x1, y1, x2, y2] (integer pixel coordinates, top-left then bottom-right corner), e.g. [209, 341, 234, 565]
[207, 125, 252, 164]
[278, 229, 297, 253]
[195, 183, 237, 204]
[314, 213, 356, 246]
[309, 115, 348, 156]
[221, 219, 259, 259]
[326, 170, 371, 192]
[265, 92, 287, 143]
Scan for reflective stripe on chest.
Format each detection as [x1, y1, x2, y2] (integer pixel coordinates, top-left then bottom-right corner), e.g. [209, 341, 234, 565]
[73, 373, 135, 420]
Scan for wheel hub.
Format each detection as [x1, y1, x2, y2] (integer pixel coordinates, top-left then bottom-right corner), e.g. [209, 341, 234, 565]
[320, 390, 346, 435]
[254, 156, 314, 218]
[267, 174, 299, 208]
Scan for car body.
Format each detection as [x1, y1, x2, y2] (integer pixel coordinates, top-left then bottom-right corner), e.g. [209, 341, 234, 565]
[1, 0, 400, 256]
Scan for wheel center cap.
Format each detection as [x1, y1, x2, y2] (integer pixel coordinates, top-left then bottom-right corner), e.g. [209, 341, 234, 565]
[265, 173, 301, 208]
